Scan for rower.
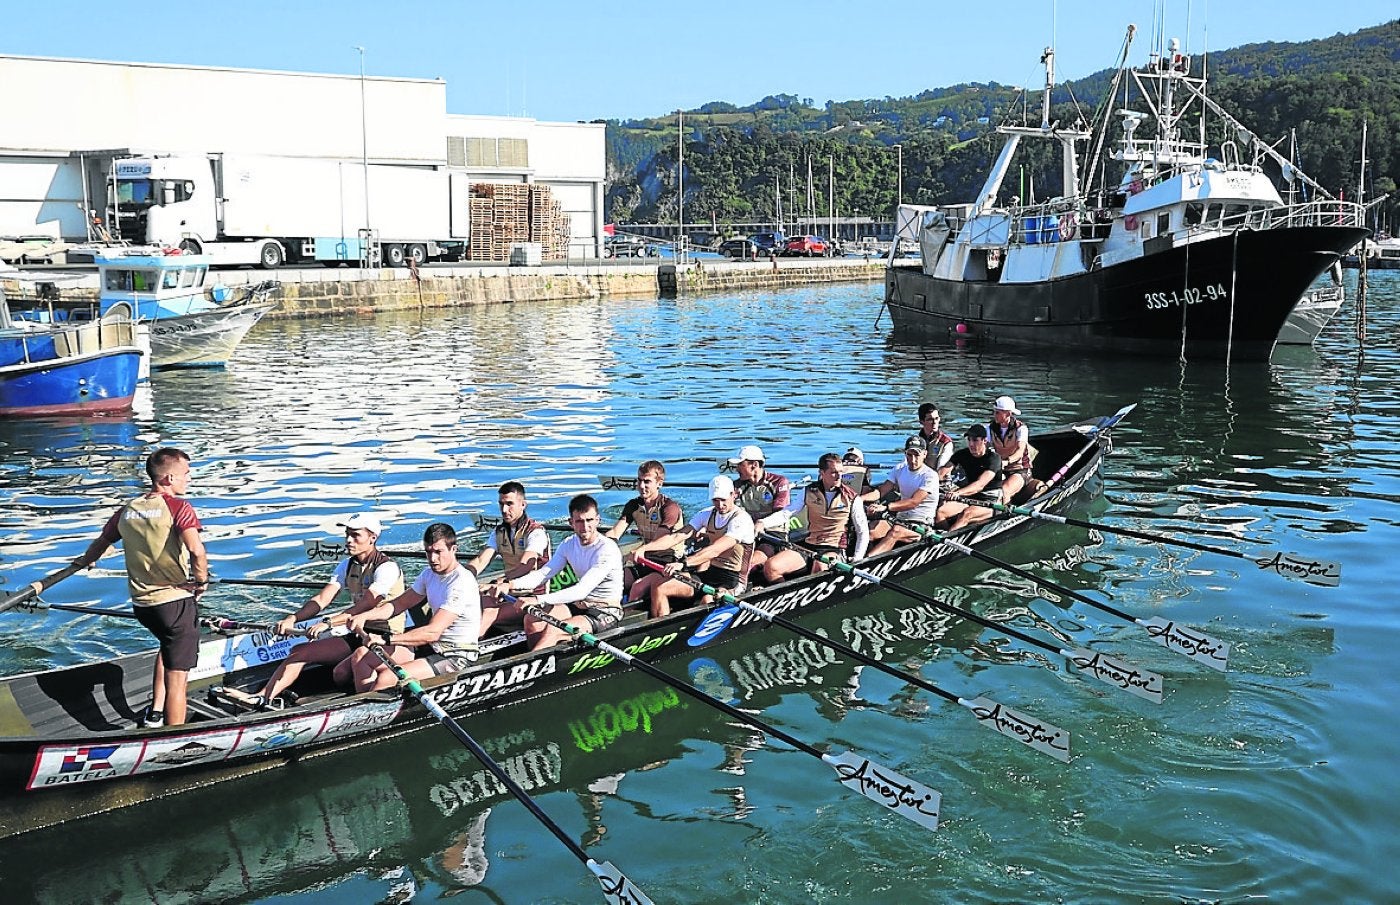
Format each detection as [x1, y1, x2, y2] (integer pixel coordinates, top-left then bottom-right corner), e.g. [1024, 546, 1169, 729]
[468, 481, 551, 638]
[988, 395, 1043, 504]
[729, 444, 791, 578]
[347, 523, 482, 691]
[608, 460, 686, 595]
[254, 512, 405, 707]
[494, 494, 624, 650]
[762, 453, 869, 583]
[916, 403, 957, 483]
[863, 436, 941, 556]
[629, 475, 756, 618]
[935, 425, 1004, 531]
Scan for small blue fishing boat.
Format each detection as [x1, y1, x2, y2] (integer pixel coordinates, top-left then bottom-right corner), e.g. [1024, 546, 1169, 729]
[0, 293, 142, 417]
[96, 251, 278, 368]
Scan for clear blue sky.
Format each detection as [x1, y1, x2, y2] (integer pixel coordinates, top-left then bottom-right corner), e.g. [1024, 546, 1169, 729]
[3, 1, 1394, 122]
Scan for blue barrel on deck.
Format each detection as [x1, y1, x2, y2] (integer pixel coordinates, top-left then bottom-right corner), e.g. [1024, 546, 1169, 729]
[1025, 215, 1060, 244]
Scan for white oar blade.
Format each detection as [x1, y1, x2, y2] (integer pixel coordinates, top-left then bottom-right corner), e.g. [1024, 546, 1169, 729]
[822, 750, 941, 832]
[1140, 617, 1231, 671]
[587, 859, 655, 905]
[302, 538, 348, 562]
[1253, 552, 1341, 587]
[1067, 648, 1164, 704]
[961, 696, 1071, 763]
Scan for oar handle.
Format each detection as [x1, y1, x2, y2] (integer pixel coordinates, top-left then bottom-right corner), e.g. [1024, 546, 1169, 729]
[0, 561, 86, 615]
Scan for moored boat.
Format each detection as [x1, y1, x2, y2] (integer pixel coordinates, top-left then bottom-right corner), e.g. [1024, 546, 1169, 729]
[96, 251, 279, 368]
[884, 26, 1367, 360]
[0, 413, 1113, 836]
[0, 292, 142, 417]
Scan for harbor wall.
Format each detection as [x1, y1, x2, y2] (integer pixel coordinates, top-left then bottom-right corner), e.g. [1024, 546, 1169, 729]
[3, 259, 885, 317]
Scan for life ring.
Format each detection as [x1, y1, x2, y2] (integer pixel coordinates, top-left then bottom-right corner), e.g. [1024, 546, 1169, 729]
[1058, 213, 1078, 241]
[1123, 214, 1139, 231]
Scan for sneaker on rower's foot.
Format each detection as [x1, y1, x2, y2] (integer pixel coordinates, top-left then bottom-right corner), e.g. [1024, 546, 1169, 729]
[139, 706, 165, 728]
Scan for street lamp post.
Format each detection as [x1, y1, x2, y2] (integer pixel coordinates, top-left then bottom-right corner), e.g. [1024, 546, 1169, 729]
[677, 110, 685, 264]
[354, 45, 371, 267]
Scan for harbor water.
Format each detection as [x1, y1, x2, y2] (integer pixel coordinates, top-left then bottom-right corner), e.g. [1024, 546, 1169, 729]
[0, 273, 1396, 903]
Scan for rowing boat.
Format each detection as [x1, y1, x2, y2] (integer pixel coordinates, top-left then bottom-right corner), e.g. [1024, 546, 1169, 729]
[0, 412, 1113, 837]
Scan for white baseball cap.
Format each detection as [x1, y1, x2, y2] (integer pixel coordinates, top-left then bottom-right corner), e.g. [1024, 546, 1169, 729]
[338, 513, 384, 535]
[993, 395, 1020, 415]
[727, 444, 765, 465]
[708, 475, 736, 499]
[843, 447, 865, 464]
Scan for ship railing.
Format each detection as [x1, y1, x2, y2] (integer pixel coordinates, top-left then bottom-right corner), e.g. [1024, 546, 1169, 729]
[1277, 200, 1366, 229]
[1007, 200, 1090, 246]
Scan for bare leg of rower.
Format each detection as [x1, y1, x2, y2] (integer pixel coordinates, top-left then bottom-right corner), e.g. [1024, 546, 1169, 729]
[762, 548, 807, 584]
[164, 668, 189, 726]
[649, 577, 696, 619]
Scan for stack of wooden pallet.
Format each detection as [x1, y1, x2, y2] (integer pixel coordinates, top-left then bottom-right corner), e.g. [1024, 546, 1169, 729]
[469, 182, 572, 261]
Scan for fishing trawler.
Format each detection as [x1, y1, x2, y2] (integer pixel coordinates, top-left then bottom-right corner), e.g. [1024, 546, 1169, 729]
[884, 25, 1368, 360]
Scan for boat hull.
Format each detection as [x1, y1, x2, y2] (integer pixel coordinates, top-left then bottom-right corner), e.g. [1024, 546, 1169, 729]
[886, 225, 1366, 359]
[0, 347, 142, 417]
[1277, 286, 1344, 346]
[0, 419, 1108, 836]
[147, 301, 277, 368]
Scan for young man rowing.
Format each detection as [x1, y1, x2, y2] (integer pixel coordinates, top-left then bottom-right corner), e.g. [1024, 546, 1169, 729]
[347, 523, 482, 691]
[761, 453, 870, 583]
[629, 475, 756, 618]
[492, 494, 624, 651]
[252, 513, 404, 707]
[608, 460, 686, 595]
[468, 481, 551, 637]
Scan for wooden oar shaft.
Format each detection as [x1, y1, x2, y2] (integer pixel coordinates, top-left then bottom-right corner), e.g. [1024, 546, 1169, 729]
[213, 577, 325, 590]
[366, 644, 606, 869]
[0, 561, 85, 614]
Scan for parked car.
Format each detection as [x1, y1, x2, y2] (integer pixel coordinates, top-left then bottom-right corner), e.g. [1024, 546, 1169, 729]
[749, 231, 786, 255]
[718, 238, 762, 259]
[605, 236, 659, 258]
[782, 235, 829, 257]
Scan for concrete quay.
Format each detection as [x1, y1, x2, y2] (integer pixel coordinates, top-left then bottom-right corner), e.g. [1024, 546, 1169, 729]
[2, 257, 884, 318]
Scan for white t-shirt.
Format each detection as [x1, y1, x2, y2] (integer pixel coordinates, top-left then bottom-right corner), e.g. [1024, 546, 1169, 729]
[514, 534, 624, 606]
[330, 557, 402, 598]
[411, 565, 481, 650]
[688, 506, 757, 543]
[888, 462, 941, 523]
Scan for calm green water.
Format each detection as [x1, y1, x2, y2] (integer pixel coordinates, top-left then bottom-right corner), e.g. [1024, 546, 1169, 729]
[0, 273, 1397, 903]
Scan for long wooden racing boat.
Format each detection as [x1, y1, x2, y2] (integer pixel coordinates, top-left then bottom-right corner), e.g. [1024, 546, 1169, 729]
[0, 411, 1115, 837]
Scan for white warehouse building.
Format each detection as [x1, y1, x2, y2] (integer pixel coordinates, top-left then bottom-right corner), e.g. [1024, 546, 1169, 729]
[0, 54, 606, 260]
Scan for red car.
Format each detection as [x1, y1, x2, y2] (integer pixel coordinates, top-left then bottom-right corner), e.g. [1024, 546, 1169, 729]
[782, 235, 828, 257]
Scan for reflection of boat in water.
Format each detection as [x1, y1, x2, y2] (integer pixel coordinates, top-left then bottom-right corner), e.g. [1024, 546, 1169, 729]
[1278, 262, 1345, 346]
[0, 292, 142, 417]
[0, 415, 1109, 837]
[884, 26, 1366, 360]
[96, 251, 279, 368]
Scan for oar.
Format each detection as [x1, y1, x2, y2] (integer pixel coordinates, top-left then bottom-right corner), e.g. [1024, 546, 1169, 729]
[1042, 402, 1137, 492]
[202, 616, 317, 637]
[516, 597, 943, 830]
[634, 556, 1071, 762]
[945, 495, 1341, 587]
[363, 641, 654, 904]
[301, 539, 479, 563]
[213, 576, 326, 590]
[717, 459, 889, 473]
[892, 519, 1229, 671]
[596, 474, 815, 492]
[759, 533, 1164, 704]
[0, 561, 85, 615]
[462, 512, 574, 533]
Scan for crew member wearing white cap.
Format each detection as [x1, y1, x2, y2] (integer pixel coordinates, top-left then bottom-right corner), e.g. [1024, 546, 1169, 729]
[729, 444, 791, 576]
[988, 395, 1041, 504]
[862, 435, 942, 556]
[254, 512, 406, 707]
[630, 474, 756, 618]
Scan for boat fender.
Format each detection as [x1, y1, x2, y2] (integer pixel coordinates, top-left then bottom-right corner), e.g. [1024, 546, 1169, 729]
[1058, 213, 1078, 241]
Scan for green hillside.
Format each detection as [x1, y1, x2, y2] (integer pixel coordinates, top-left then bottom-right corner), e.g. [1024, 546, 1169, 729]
[605, 20, 1400, 228]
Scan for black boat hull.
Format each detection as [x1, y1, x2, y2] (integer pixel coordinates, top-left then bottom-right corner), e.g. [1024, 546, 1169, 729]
[885, 225, 1366, 359]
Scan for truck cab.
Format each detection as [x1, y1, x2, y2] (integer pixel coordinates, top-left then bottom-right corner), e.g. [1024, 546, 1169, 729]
[111, 156, 215, 253]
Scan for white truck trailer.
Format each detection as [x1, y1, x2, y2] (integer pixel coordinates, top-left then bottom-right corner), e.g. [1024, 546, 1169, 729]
[108, 153, 471, 267]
